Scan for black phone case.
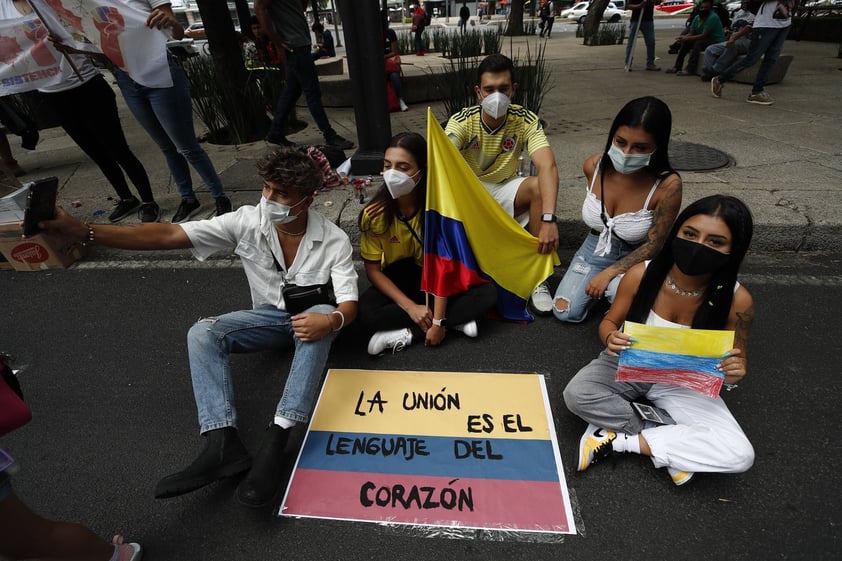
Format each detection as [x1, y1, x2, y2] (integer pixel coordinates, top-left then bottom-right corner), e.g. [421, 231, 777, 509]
[22, 177, 58, 236]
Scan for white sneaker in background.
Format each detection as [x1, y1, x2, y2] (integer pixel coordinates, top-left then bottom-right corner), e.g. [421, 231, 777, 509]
[367, 328, 413, 355]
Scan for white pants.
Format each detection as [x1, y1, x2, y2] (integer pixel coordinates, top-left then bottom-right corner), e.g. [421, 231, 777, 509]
[481, 177, 529, 227]
[564, 351, 755, 474]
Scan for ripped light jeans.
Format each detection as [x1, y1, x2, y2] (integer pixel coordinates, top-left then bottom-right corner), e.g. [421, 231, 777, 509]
[187, 304, 336, 434]
[552, 232, 636, 323]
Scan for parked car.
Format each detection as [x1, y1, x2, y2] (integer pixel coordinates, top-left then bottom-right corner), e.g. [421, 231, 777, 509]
[564, 1, 625, 23]
[184, 22, 206, 40]
[654, 0, 695, 13]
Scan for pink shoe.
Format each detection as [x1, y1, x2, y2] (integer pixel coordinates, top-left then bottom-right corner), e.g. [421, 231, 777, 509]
[111, 535, 142, 561]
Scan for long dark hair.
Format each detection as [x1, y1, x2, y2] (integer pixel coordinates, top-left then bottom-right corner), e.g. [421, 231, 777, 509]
[626, 195, 754, 329]
[599, 96, 676, 181]
[358, 132, 427, 237]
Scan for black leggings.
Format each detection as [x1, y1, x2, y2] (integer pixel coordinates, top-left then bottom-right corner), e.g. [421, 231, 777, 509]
[359, 259, 498, 334]
[42, 75, 153, 202]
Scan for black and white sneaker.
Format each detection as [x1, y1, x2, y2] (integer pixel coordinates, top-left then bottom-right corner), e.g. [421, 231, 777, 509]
[171, 198, 201, 224]
[108, 197, 141, 223]
[138, 202, 161, 223]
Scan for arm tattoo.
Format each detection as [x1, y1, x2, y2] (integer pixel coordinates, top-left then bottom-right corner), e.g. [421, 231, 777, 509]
[734, 305, 755, 350]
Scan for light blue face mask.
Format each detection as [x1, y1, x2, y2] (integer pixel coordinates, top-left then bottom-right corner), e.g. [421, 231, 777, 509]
[607, 143, 652, 174]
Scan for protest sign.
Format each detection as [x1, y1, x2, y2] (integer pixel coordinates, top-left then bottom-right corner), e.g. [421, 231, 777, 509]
[0, 12, 63, 94]
[281, 369, 576, 536]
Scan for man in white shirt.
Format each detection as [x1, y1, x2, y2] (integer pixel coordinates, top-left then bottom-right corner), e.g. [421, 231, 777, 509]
[40, 150, 359, 508]
[710, 0, 793, 105]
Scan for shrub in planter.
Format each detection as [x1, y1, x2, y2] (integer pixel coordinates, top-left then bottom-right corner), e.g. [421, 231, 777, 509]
[581, 22, 626, 45]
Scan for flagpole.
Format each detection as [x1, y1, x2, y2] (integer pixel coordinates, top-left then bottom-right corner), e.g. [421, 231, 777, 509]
[25, 0, 84, 80]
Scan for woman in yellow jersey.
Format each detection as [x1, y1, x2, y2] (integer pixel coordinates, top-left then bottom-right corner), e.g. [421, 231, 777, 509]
[358, 132, 496, 355]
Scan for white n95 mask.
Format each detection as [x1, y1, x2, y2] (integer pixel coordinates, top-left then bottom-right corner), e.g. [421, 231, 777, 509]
[481, 91, 510, 120]
[382, 169, 420, 199]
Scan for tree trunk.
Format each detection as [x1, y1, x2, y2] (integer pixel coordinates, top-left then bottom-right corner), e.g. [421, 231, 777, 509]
[195, 0, 266, 142]
[505, 0, 525, 35]
[583, 0, 610, 45]
[233, 0, 251, 36]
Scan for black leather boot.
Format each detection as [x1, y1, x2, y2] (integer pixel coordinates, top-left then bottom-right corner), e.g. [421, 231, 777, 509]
[235, 424, 291, 508]
[154, 427, 252, 499]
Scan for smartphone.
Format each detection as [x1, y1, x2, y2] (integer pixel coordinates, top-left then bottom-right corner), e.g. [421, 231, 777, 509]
[632, 402, 676, 425]
[22, 176, 59, 236]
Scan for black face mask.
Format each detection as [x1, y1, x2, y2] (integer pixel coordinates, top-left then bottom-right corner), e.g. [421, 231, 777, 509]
[671, 237, 730, 276]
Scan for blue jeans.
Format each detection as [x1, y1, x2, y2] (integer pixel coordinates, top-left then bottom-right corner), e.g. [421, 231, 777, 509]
[552, 233, 636, 323]
[268, 49, 334, 138]
[115, 59, 225, 201]
[703, 38, 751, 75]
[387, 71, 403, 100]
[187, 304, 337, 433]
[626, 19, 656, 67]
[717, 26, 790, 93]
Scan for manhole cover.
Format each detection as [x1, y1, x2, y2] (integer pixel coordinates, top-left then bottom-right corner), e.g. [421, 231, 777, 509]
[670, 141, 732, 171]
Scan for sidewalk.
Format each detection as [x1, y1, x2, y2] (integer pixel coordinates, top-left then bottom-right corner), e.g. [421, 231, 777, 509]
[6, 25, 842, 263]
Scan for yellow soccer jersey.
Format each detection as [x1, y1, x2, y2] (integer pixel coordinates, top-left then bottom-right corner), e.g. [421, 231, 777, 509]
[359, 203, 424, 268]
[445, 104, 550, 184]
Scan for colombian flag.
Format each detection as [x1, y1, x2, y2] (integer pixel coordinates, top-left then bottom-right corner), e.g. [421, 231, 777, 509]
[617, 322, 735, 398]
[421, 108, 559, 321]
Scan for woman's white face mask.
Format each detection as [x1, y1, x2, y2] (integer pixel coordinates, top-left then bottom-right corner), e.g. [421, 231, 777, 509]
[260, 195, 308, 224]
[382, 168, 421, 199]
[607, 143, 653, 174]
[481, 91, 511, 120]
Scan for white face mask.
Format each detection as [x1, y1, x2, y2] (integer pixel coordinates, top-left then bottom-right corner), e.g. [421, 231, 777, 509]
[607, 143, 652, 174]
[481, 91, 511, 120]
[382, 169, 420, 199]
[259, 195, 308, 225]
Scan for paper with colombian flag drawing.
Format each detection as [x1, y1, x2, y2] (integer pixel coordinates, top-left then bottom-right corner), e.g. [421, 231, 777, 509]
[617, 321, 735, 398]
[280, 369, 576, 535]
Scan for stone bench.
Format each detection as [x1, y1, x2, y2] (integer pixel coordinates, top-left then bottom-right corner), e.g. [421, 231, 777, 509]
[315, 56, 344, 76]
[694, 53, 793, 85]
[733, 54, 793, 85]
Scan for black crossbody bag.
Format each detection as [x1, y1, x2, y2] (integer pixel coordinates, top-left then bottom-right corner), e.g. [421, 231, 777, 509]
[271, 253, 336, 314]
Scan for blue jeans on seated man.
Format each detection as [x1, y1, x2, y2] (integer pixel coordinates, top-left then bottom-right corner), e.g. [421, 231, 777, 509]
[188, 304, 337, 434]
[552, 232, 636, 323]
[702, 38, 751, 77]
[115, 59, 225, 201]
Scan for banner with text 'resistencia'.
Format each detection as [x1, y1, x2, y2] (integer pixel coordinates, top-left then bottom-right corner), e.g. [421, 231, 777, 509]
[0, 11, 64, 94]
[280, 369, 576, 536]
[29, 0, 171, 88]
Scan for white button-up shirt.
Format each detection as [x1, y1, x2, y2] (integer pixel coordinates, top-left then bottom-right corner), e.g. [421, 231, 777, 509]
[180, 205, 358, 311]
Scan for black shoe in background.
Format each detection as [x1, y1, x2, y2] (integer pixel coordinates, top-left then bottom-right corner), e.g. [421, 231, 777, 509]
[171, 198, 201, 224]
[215, 195, 232, 217]
[108, 197, 141, 223]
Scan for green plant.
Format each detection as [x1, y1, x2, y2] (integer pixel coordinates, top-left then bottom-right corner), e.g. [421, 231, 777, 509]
[581, 22, 626, 45]
[482, 25, 503, 55]
[426, 56, 478, 123]
[431, 27, 450, 54]
[509, 38, 554, 116]
[446, 29, 485, 58]
[181, 55, 267, 144]
[397, 30, 413, 55]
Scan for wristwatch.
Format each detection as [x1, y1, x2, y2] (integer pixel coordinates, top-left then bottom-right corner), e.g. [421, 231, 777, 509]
[432, 318, 448, 327]
[541, 213, 558, 223]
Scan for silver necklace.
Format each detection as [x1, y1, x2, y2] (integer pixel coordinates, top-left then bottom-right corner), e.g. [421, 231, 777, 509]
[665, 274, 702, 297]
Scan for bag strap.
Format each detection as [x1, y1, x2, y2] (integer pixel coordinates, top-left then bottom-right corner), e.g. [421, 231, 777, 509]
[398, 215, 423, 247]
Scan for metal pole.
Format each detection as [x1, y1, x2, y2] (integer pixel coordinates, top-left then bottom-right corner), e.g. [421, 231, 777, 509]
[336, 0, 391, 175]
[330, 0, 342, 46]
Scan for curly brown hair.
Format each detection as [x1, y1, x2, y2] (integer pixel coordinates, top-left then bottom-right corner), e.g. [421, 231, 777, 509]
[257, 149, 324, 196]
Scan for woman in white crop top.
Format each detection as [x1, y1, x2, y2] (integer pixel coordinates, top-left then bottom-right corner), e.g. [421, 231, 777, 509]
[553, 97, 682, 323]
[564, 195, 756, 485]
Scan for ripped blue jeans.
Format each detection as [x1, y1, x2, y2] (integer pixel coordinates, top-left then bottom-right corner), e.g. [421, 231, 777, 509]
[552, 232, 636, 323]
[187, 304, 336, 433]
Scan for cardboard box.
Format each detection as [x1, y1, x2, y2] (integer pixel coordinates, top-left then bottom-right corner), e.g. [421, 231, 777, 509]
[0, 185, 28, 224]
[0, 222, 87, 271]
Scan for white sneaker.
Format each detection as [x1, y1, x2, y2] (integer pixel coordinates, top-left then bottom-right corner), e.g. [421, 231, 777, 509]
[452, 320, 478, 338]
[667, 467, 695, 486]
[398, 98, 409, 112]
[367, 328, 413, 355]
[530, 282, 553, 316]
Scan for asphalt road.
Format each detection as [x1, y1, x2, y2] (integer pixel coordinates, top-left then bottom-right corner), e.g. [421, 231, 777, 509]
[1, 251, 840, 560]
